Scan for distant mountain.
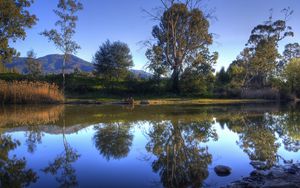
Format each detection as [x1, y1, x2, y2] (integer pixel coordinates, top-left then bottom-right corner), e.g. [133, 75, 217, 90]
[5, 54, 152, 79]
[6, 54, 93, 74]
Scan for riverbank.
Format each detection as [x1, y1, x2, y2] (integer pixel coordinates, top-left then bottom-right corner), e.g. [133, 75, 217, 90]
[224, 163, 300, 188]
[65, 98, 274, 106]
[0, 80, 64, 104]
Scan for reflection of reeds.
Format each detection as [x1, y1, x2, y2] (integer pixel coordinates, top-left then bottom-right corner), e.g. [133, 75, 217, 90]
[0, 80, 64, 104]
[0, 105, 64, 127]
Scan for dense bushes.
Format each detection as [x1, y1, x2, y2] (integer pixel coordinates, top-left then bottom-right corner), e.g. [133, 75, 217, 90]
[0, 80, 64, 104]
[241, 88, 280, 100]
[0, 66, 298, 101]
[179, 70, 215, 97]
[283, 58, 300, 98]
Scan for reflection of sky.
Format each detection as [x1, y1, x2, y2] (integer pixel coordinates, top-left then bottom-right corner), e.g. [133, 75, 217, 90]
[206, 123, 253, 187]
[277, 136, 300, 164]
[7, 119, 300, 188]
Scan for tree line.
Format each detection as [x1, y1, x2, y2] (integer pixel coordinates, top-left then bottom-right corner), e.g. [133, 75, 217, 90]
[0, 0, 300, 99]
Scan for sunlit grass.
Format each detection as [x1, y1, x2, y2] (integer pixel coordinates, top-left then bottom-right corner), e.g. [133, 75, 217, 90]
[142, 98, 271, 105]
[66, 97, 271, 105]
[0, 80, 64, 104]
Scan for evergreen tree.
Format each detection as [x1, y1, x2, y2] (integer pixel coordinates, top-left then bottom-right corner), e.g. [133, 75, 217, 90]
[25, 50, 42, 78]
[94, 40, 134, 82]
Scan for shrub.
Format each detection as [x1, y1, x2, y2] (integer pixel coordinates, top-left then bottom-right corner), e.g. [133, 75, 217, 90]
[0, 80, 64, 104]
[241, 88, 279, 100]
[179, 70, 215, 97]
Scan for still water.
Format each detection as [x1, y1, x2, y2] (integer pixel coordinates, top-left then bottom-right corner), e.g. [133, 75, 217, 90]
[0, 104, 300, 188]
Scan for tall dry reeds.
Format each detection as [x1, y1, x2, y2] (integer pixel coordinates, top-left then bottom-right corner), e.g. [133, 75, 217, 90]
[0, 80, 64, 104]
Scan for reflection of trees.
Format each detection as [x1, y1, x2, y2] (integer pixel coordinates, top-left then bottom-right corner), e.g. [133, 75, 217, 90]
[146, 119, 217, 188]
[225, 114, 280, 170]
[43, 115, 80, 188]
[223, 110, 300, 169]
[237, 126, 279, 170]
[25, 127, 44, 153]
[0, 105, 65, 154]
[93, 123, 133, 161]
[271, 109, 300, 153]
[43, 140, 80, 188]
[0, 134, 38, 188]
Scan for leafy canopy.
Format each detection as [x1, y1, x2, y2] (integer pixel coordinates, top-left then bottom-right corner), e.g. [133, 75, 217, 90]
[94, 40, 134, 81]
[0, 0, 37, 63]
[284, 58, 300, 96]
[41, 0, 83, 56]
[146, 1, 217, 92]
[25, 50, 43, 78]
[228, 9, 294, 88]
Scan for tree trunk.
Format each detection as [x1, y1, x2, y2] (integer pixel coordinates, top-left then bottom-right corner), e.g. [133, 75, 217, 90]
[171, 66, 180, 93]
[62, 54, 66, 101]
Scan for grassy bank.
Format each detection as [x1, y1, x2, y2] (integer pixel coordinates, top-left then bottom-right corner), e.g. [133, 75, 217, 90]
[141, 98, 273, 105]
[0, 74, 279, 105]
[66, 97, 273, 106]
[0, 80, 64, 104]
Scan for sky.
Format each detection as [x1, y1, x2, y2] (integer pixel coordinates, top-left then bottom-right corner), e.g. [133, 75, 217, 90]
[11, 0, 300, 71]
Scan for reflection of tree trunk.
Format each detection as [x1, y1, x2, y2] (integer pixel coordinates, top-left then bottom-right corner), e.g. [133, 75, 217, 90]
[62, 109, 67, 154]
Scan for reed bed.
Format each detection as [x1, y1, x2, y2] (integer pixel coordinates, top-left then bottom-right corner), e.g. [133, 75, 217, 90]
[0, 80, 64, 104]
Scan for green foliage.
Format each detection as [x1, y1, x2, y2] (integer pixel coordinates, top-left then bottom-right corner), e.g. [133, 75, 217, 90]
[179, 66, 215, 96]
[147, 2, 217, 92]
[282, 43, 300, 67]
[93, 40, 134, 83]
[64, 74, 99, 94]
[0, 73, 28, 81]
[41, 0, 83, 93]
[25, 50, 43, 78]
[41, 0, 83, 54]
[283, 58, 300, 97]
[216, 67, 230, 85]
[145, 45, 168, 79]
[0, 62, 10, 73]
[227, 61, 246, 89]
[0, 0, 37, 65]
[214, 67, 230, 97]
[228, 10, 294, 89]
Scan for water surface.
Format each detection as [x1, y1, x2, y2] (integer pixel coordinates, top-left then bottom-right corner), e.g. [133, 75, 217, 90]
[1, 104, 300, 188]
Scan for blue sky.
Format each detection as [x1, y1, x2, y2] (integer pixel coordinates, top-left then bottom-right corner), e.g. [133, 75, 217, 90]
[11, 0, 300, 71]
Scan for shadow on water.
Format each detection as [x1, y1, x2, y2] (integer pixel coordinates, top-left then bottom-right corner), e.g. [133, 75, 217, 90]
[0, 103, 300, 187]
